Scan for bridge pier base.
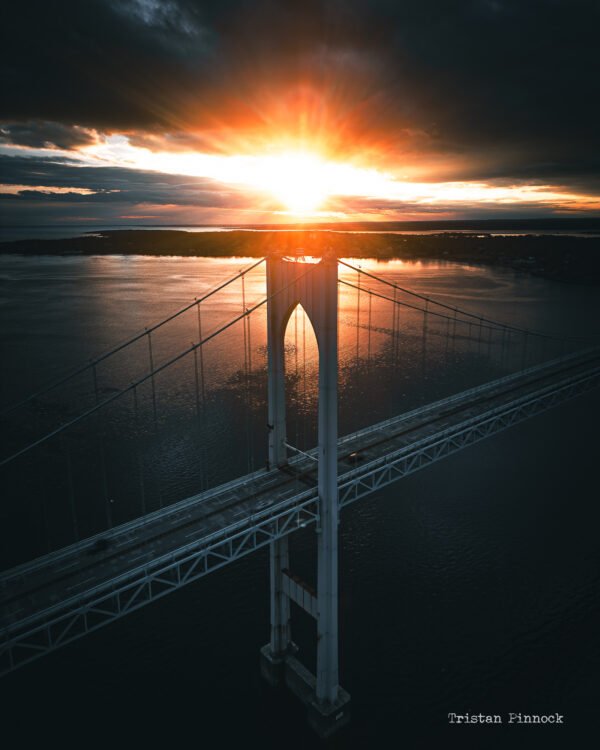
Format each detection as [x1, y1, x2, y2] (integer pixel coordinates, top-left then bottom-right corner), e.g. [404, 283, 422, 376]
[259, 641, 297, 687]
[259, 647, 351, 738]
[286, 656, 351, 738]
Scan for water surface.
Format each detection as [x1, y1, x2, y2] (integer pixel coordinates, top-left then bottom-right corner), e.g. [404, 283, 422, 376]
[0, 254, 598, 747]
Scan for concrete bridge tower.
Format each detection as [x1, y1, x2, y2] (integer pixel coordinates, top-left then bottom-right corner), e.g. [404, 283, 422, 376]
[259, 253, 351, 737]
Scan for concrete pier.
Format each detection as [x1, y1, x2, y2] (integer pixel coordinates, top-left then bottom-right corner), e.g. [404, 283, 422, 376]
[261, 253, 350, 738]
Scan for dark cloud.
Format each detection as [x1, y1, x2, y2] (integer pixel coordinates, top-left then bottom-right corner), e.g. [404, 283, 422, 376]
[112, 0, 205, 38]
[0, 155, 260, 209]
[0, 0, 215, 130]
[1, 0, 599, 219]
[0, 121, 99, 150]
[323, 195, 574, 220]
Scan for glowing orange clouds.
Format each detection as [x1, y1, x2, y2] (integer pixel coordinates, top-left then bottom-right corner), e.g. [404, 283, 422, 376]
[78, 136, 600, 218]
[0, 184, 99, 195]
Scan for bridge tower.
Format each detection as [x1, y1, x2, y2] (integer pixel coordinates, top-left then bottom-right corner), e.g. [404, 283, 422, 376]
[259, 253, 351, 737]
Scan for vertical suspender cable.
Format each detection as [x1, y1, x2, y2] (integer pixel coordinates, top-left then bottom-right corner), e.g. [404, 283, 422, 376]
[133, 385, 146, 516]
[193, 348, 201, 420]
[522, 331, 529, 369]
[367, 291, 372, 366]
[242, 274, 248, 381]
[147, 330, 157, 427]
[247, 287, 254, 473]
[92, 361, 111, 528]
[422, 299, 429, 375]
[242, 273, 252, 474]
[452, 309, 458, 355]
[197, 303, 206, 405]
[302, 309, 307, 449]
[196, 302, 207, 490]
[393, 287, 400, 364]
[356, 268, 361, 366]
[92, 363, 99, 404]
[38, 469, 50, 554]
[62, 434, 79, 542]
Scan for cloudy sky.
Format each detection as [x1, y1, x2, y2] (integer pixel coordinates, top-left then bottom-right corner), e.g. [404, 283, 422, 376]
[1, 0, 599, 226]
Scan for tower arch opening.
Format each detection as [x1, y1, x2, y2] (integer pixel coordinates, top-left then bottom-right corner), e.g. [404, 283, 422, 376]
[283, 303, 319, 457]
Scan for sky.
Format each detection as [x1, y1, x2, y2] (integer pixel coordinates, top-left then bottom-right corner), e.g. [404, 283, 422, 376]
[1, 0, 599, 227]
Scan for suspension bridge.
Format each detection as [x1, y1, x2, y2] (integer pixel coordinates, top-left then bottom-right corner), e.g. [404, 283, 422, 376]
[1, 253, 598, 736]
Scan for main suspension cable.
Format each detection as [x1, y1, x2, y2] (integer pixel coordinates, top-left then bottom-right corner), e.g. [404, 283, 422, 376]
[338, 259, 595, 343]
[0, 258, 266, 417]
[0, 263, 313, 468]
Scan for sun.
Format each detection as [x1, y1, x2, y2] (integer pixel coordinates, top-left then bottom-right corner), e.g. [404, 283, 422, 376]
[250, 151, 329, 215]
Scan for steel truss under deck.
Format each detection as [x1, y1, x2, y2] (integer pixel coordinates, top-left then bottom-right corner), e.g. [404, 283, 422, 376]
[1, 360, 599, 675]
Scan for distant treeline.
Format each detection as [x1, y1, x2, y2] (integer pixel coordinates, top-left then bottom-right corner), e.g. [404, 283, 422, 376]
[241, 217, 600, 232]
[1, 229, 599, 283]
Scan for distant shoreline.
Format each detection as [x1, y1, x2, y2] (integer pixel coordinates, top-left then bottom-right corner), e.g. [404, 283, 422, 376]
[1, 228, 599, 284]
[3, 217, 600, 235]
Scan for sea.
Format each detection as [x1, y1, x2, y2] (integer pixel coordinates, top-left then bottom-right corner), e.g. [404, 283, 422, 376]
[0, 253, 598, 749]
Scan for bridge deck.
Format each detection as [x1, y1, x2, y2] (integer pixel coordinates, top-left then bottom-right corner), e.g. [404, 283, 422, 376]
[2, 347, 600, 671]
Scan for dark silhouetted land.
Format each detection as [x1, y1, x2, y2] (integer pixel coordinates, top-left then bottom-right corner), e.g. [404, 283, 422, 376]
[1, 227, 600, 283]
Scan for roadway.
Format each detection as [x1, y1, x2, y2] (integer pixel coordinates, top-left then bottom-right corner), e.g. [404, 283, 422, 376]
[2, 346, 600, 673]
